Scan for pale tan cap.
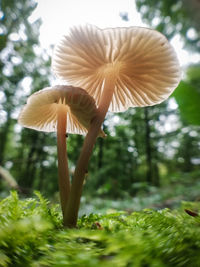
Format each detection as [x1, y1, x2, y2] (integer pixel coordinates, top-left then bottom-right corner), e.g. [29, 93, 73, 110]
[18, 85, 105, 136]
[52, 25, 181, 112]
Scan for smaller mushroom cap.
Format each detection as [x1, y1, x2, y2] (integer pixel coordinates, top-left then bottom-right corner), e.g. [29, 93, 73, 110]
[18, 85, 105, 137]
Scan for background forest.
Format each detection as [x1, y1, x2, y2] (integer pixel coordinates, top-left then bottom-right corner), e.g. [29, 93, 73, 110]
[0, 0, 200, 214]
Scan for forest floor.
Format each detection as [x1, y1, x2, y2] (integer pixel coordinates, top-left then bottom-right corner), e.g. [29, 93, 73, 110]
[0, 178, 200, 267]
[81, 171, 200, 216]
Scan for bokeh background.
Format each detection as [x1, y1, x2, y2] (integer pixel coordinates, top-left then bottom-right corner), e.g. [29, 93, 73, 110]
[0, 0, 200, 214]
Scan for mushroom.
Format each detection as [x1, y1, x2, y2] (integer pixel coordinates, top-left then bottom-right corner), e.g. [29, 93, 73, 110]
[18, 85, 105, 220]
[52, 25, 181, 227]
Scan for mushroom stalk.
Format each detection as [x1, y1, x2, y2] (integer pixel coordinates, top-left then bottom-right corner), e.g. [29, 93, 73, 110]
[57, 106, 70, 217]
[64, 74, 116, 227]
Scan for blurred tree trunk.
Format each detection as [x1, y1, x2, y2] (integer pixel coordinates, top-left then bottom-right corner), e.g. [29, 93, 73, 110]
[0, 165, 19, 190]
[19, 133, 39, 188]
[97, 123, 107, 170]
[144, 107, 153, 184]
[182, 134, 193, 172]
[20, 133, 48, 189]
[98, 137, 104, 169]
[0, 112, 11, 165]
[153, 158, 160, 187]
[133, 124, 140, 181]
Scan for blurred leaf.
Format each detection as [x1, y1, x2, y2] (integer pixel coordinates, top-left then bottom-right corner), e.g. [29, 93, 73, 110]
[0, 35, 7, 51]
[172, 81, 200, 125]
[186, 65, 200, 85]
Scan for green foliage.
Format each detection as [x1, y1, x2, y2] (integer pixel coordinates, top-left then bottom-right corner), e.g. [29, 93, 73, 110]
[172, 65, 200, 125]
[173, 81, 200, 125]
[1, 192, 200, 266]
[0, 191, 61, 266]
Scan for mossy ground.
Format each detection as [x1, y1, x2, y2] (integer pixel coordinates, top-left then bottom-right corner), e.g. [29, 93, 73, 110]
[0, 191, 200, 267]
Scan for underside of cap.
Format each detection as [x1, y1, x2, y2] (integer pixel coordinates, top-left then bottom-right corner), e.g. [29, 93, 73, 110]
[52, 25, 181, 112]
[18, 85, 105, 136]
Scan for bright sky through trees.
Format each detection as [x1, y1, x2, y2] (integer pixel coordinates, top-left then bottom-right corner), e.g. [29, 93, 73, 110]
[30, 0, 199, 67]
[31, 0, 143, 46]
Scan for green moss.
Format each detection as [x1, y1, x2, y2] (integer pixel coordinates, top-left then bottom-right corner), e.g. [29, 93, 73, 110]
[0, 192, 200, 267]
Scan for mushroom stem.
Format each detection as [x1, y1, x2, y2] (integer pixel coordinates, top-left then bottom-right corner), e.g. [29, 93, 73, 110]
[64, 75, 116, 227]
[57, 106, 70, 218]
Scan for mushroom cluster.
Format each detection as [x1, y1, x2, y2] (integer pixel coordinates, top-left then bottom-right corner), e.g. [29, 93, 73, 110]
[52, 25, 181, 227]
[19, 24, 181, 228]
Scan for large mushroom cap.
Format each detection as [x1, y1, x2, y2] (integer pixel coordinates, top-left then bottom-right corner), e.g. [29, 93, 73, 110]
[52, 24, 181, 112]
[18, 85, 105, 136]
